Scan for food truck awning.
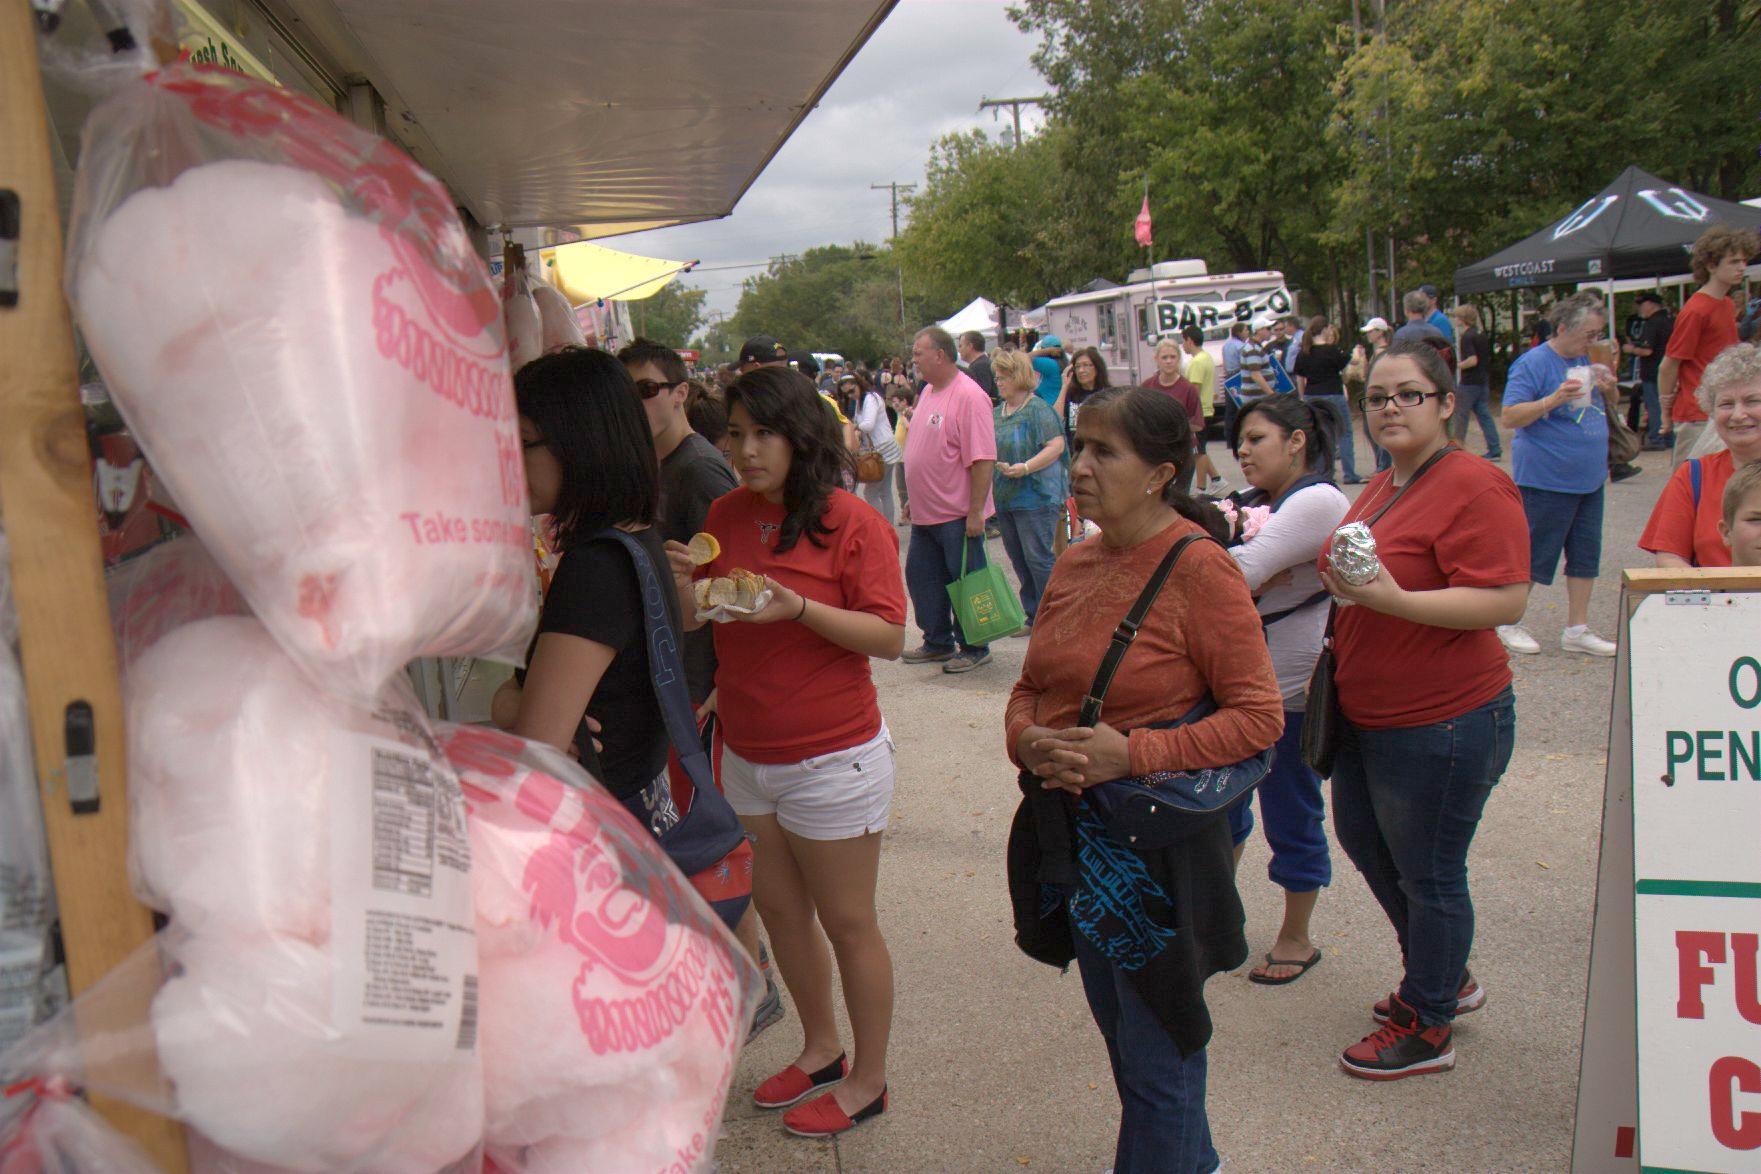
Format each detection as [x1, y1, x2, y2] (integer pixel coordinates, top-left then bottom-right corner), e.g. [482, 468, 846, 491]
[256, 0, 899, 235]
[539, 241, 694, 303]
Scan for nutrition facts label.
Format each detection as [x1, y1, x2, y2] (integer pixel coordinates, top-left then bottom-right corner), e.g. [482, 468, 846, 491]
[371, 747, 438, 898]
[332, 727, 476, 1056]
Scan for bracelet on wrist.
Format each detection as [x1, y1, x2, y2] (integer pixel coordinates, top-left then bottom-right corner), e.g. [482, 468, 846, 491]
[795, 595, 809, 622]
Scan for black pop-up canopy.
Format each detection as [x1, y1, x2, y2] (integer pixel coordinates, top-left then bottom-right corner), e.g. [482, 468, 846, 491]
[1454, 166, 1761, 295]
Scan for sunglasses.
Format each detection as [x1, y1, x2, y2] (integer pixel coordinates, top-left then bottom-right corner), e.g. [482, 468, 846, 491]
[633, 378, 680, 399]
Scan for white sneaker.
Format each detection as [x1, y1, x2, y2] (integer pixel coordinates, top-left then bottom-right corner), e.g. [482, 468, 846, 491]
[1561, 626, 1617, 657]
[1497, 624, 1541, 654]
[1204, 476, 1231, 496]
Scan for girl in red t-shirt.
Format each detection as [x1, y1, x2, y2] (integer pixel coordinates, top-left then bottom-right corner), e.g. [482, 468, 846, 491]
[1317, 342, 1532, 1081]
[678, 366, 907, 1139]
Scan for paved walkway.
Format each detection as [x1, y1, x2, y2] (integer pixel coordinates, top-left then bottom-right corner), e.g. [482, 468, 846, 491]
[719, 435, 1660, 1172]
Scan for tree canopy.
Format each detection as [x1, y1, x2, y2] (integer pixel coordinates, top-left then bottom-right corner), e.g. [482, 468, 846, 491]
[727, 0, 1760, 331]
[628, 280, 707, 349]
[725, 244, 931, 364]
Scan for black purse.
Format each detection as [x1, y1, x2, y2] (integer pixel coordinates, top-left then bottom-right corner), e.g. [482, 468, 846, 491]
[1076, 532, 1275, 851]
[1300, 445, 1457, 775]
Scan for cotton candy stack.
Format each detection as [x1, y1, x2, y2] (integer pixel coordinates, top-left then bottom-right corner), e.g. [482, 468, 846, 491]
[439, 726, 758, 1174]
[68, 67, 536, 703]
[125, 618, 482, 1172]
[530, 282, 585, 354]
[503, 268, 542, 372]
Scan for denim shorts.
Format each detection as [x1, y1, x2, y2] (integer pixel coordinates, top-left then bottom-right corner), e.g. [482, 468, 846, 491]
[1520, 485, 1603, 585]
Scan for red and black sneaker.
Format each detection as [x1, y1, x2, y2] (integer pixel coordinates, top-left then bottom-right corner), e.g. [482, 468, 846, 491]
[1372, 969, 1484, 1023]
[1340, 995, 1454, 1080]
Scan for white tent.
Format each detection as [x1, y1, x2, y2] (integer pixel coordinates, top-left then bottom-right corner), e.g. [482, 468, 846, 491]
[939, 297, 997, 335]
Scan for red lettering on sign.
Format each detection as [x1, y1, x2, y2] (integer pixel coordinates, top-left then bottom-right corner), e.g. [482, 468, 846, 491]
[1679, 930, 1728, 1019]
[1709, 1055, 1761, 1150]
[1735, 933, 1761, 1026]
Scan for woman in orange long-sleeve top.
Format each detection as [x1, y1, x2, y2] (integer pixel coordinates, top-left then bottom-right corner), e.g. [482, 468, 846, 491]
[1005, 386, 1282, 1174]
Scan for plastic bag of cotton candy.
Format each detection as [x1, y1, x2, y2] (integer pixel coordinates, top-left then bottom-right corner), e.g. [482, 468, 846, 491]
[0, 1082, 161, 1174]
[64, 61, 536, 704]
[436, 725, 761, 1174]
[2, 609, 485, 1173]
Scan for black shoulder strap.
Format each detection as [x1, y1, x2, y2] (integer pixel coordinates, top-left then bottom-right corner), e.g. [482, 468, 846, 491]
[1079, 531, 1212, 728]
[1364, 443, 1455, 528]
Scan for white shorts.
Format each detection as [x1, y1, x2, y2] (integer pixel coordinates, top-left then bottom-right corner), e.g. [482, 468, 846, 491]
[721, 723, 895, 841]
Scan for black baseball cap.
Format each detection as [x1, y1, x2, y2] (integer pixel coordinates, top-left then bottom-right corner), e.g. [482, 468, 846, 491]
[738, 335, 787, 365]
[786, 350, 820, 378]
[1418, 283, 1440, 298]
[1635, 291, 1663, 306]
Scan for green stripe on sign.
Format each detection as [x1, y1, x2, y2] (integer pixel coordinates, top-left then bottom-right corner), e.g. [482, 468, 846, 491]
[1636, 879, 1761, 899]
[1641, 1167, 1707, 1173]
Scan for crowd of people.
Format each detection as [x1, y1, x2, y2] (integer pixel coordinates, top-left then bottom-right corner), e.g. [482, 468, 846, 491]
[484, 220, 1761, 1170]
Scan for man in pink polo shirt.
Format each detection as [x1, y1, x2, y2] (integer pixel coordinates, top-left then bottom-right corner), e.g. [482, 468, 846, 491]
[901, 326, 998, 673]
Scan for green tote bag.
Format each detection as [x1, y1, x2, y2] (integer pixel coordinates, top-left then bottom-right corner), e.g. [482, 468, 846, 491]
[947, 537, 1026, 645]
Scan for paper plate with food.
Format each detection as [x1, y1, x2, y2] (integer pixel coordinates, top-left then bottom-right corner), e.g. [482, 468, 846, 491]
[692, 569, 774, 623]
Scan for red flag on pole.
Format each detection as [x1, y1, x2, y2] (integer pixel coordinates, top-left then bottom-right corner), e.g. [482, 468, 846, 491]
[1134, 194, 1153, 248]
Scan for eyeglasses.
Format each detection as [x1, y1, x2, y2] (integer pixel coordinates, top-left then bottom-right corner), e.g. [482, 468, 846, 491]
[633, 379, 679, 399]
[1363, 389, 1446, 412]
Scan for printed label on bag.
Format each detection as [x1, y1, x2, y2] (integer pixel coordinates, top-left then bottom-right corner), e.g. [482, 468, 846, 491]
[330, 731, 477, 1056]
[0, 932, 45, 1054]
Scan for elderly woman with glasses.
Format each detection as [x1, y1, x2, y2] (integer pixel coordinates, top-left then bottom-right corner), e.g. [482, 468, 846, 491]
[1493, 291, 1619, 658]
[1640, 342, 1761, 567]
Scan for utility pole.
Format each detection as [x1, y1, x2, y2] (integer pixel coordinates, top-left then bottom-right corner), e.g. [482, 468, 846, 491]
[978, 95, 1050, 149]
[870, 181, 916, 242]
[871, 182, 915, 326]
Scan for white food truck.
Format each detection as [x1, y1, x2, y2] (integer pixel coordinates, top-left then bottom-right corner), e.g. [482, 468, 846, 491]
[1041, 260, 1295, 387]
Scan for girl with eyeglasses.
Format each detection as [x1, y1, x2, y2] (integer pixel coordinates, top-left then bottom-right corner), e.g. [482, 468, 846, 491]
[1316, 341, 1531, 1081]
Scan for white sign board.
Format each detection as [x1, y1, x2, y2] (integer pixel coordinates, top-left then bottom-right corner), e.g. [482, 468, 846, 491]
[1630, 591, 1761, 1170]
[1146, 286, 1294, 340]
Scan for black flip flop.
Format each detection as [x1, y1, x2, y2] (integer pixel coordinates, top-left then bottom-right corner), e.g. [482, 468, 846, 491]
[1248, 949, 1322, 986]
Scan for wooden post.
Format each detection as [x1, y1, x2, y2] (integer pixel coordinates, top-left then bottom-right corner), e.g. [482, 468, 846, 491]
[0, 5, 186, 1167]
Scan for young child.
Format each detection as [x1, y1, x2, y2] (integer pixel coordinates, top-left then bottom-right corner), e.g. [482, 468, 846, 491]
[1720, 460, 1761, 566]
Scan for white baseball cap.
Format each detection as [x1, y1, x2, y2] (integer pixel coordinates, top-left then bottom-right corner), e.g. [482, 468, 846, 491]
[1250, 312, 1276, 331]
[1362, 316, 1391, 334]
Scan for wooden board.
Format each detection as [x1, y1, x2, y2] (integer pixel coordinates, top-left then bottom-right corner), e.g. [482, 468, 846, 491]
[0, 5, 187, 1168]
[1623, 566, 1761, 595]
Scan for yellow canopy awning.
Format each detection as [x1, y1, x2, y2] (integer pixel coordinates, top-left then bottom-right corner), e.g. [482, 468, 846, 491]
[538, 241, 695, 304]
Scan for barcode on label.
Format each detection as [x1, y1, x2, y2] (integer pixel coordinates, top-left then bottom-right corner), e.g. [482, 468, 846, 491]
[456, 974, 478, 1051]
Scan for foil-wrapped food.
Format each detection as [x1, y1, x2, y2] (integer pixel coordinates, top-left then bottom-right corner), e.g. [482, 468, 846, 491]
[1330, 522, 1381, 586]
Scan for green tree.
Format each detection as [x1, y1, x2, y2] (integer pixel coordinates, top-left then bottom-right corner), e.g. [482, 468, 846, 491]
[630, 280, 707, 348]
[691, 316, 737, 365]
[727, 243, 930, 364]
[1009, 0, 1357, 310]
[892, 129, 1069, 313]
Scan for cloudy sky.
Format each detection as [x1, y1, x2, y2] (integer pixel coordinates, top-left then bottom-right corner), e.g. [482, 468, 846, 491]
[611, 0, 1046, 319]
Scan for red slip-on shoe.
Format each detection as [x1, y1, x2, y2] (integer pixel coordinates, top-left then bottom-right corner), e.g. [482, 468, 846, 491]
[753, 1054, 847, 1110]
[783, 1087, 887, 1138]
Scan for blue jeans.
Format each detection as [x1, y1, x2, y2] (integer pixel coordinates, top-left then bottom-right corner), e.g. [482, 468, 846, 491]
[1073, 931, 1220, 1174]
[1519, 484, 1604, 585]
[1225, 710, 1332, 891]
[905, 519, 989, 655]
[1331, 687, 1516, 1026]
[1304, 393, 1358, 480]
[1452, 383, 1502, 457]
[995, 504, 1060, 624]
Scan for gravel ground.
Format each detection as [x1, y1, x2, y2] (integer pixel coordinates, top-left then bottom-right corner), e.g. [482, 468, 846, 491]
[717, 429, 1658, 1173]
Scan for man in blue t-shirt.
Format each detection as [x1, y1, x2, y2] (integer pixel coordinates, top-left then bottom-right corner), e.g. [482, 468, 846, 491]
[1494, 290, 1617, 660]
[1420, 283, 1455, 344]
[1030, 335, 1065, 406]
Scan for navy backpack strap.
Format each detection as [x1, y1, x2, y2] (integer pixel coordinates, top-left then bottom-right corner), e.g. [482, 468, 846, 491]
[1689, 458, 1702, 509]
[593, 529, 716, 797]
